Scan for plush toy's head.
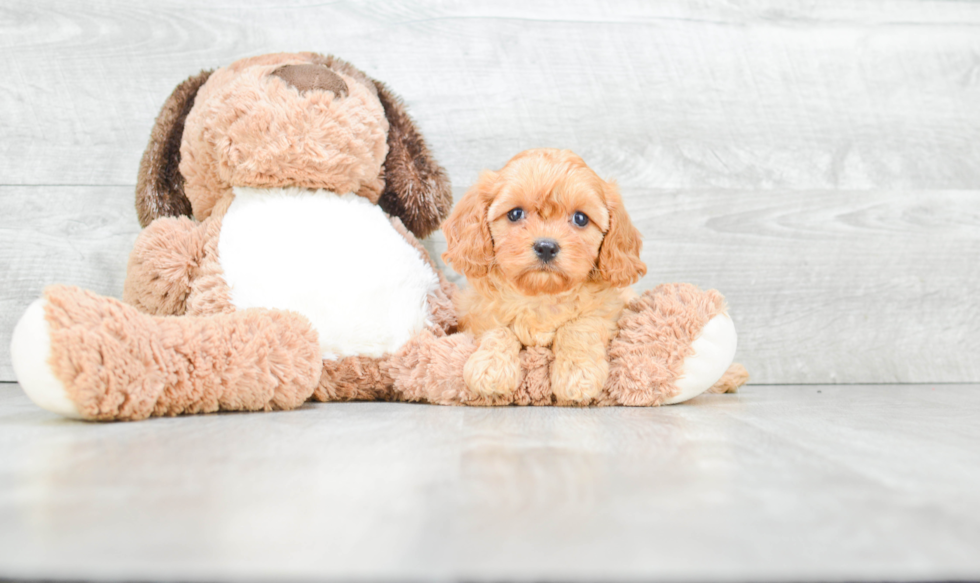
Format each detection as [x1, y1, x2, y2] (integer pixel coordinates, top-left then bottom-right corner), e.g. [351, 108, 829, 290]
[136, 52, 451, 238]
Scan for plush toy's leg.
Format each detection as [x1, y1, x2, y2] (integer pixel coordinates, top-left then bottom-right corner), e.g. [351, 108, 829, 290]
[605, 283, 743, 406]
[388, 329, 556, 407]
[386, 330, 519, 406]
[707, 362, 750, 394]
[389, 283, 746, 408]
[313, 356, 394, 403]
[660, 312, 738, 404]
[387, 329, 476, 405]
[10, 285, 322, 421]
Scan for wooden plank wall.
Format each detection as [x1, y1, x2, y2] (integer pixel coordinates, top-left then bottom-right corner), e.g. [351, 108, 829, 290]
[2, 0, 978, 384]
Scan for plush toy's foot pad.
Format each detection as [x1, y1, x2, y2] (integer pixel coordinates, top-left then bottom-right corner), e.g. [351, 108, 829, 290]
[10, 299, 83, 419]
[663, 312, 738, 404]
[606, 283, 740, 407]
[11, 285, 322, 421]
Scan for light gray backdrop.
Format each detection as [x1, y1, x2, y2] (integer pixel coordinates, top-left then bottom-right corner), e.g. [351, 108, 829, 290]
[2, 0, 978, 384]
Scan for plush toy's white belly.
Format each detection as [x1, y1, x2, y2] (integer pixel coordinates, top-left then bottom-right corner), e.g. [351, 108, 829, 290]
[219, 187, 439, 360]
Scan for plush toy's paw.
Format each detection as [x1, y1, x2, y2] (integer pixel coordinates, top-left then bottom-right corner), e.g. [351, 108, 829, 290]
[10, 299, 83, 419]
[12, 285, 322, 421]
[551, 356, 607, 403]
[664, 312, 738, 405]
[123, 216, 205, 316]
[463, 346, 522, 397]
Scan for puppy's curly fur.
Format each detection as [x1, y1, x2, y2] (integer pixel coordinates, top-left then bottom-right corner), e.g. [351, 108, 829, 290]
[442, 149, 647, 402]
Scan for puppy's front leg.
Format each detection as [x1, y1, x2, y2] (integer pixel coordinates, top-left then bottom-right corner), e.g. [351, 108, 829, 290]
[464, 327, 523, 397]
[551, 317, 612, 403]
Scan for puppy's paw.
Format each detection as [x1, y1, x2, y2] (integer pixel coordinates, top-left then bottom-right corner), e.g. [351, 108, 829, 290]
[463, 347, 522, 397]
[551, 357, 608, 403]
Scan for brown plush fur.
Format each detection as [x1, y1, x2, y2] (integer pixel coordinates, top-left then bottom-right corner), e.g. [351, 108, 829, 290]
[314, 356, 394, 403]
[136, 69, 212, 228]
[442, 149, 647, 402]
[180, 54, 389, 220]
[709, 362, 750, 394]
[373, 81, 453, 239]
[123, 216, 207, 315]
[182, 207, 235, 317]
[44, 285, 322, 421]
[387, 329, 476, 405]
[125, 196, 237, 320]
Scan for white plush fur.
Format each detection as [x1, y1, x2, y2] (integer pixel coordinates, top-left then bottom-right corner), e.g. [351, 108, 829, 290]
[664, 313, 738, 405]
[10, 299, 83, 418]
[220, 187, 440, 360]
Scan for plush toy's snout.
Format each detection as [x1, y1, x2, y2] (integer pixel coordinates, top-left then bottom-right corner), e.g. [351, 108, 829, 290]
[271, 64, 349, 97]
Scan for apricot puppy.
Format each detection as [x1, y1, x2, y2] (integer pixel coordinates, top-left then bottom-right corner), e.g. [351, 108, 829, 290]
[442, 149, 647, 402]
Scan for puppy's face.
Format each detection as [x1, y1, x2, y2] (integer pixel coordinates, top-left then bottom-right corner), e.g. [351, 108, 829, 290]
[443, 149, 646, 295]
[486, 152, 610, 294]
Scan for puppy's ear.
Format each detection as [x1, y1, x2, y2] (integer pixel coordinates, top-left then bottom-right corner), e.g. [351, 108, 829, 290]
[441, 171, 497, 279]
[373, 80, 453, 240]
[596, 181, 647, 287]
[135, 70, 213, 228]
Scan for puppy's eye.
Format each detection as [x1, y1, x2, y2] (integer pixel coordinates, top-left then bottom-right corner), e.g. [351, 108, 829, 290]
[507, 208, 525, 222]
[572, 211, 589, 227]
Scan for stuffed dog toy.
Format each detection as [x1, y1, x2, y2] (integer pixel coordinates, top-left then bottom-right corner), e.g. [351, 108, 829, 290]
[11, 52, 457, 420]
[10, 53, 747, 421]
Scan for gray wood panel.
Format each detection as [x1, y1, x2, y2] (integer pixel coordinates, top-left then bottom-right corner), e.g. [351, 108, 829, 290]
[2, 0, 978, 383]
[3, 0, 980, 189]
[0, 186, 141, 381]
[2, 383, 979, 581]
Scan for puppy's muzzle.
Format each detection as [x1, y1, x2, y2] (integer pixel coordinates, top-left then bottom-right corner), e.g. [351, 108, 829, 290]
[533, 239, 560, 263]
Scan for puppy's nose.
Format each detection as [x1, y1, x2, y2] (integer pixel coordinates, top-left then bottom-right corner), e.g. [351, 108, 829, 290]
[533, 239, 560, 262]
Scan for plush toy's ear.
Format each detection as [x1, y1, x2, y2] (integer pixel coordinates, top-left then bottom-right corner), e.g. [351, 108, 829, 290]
[596, 181, 647, 287]
[441, 171, 497, 279]
[135, 70, 213, 228]
[373, 80, 452, 240]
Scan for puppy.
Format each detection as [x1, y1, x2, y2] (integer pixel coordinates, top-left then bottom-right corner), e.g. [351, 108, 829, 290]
[442, 149, 647, 402]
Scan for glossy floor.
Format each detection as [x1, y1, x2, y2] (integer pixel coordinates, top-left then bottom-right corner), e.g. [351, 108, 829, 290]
[0, 383, 977, 582]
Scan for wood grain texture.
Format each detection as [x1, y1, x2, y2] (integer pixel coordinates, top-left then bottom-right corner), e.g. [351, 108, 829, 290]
[2, 0, 978, 383]
[2, 0, 980, 189]
[2, 384, 979, 581]
[0, 187, 141, 381]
